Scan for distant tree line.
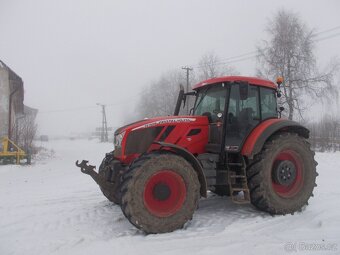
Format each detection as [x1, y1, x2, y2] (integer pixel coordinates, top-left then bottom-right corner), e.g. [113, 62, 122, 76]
[308, 115, 340, 152]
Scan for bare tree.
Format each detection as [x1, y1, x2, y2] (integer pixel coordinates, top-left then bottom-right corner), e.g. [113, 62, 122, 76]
[134, 53, 239, 120]
[257, 9, 339, 120]
[19, 114, 37, 151]
[196, 51, 238, 81]
[136, 70, 186, 118]
[12, 107, 38, 152]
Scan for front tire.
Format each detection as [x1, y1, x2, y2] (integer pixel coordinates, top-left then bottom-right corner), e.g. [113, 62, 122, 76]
[98, 156, 121, 205]
[120, 152, 200, 234]
[247, 132, 318, 215]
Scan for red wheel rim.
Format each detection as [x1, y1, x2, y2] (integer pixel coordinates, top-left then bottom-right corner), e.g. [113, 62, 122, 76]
[272, 150, 303, 198]
[143, 170, 186, 217]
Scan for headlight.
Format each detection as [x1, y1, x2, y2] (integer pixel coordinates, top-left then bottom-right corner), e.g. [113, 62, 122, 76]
[114, 131, 126, 147]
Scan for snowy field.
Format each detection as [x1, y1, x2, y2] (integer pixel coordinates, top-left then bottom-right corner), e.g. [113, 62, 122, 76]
[0, 139, 339, 255]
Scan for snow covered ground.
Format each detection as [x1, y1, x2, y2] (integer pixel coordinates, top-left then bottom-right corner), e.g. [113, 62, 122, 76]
[0, 139, 339, 255]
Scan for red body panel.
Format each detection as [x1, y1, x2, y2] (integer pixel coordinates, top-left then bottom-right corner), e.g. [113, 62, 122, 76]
[193, 76, 277, 90]
[241, 118, 283, 156]
[116, 116, 209, 164]
[114, 76, 280, 164]
[117, 116, 287, 163]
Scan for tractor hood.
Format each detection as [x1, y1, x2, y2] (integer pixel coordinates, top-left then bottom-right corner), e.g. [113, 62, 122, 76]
[115, 116, 208, 135]
[114, 116, 209, 163]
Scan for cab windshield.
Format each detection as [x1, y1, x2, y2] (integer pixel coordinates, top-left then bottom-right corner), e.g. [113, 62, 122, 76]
[194, 83, 227, 121]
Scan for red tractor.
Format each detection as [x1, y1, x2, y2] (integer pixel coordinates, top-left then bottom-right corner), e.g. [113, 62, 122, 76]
[76, 76, 317, 234]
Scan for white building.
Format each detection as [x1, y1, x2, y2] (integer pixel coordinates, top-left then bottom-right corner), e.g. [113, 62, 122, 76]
[0, 60, 25, 140]
[0, 59, 38, 148]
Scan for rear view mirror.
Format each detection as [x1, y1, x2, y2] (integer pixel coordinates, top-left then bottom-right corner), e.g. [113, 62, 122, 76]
[239, 81, 249, 100]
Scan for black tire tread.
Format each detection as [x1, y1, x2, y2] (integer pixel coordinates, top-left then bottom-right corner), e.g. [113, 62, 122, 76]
[98, 159, 120, 205]
[247, 132, 318, 215]
[120, 151, 200, 234]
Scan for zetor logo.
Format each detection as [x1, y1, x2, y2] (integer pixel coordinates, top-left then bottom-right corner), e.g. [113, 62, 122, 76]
[132, 118, 196, 131]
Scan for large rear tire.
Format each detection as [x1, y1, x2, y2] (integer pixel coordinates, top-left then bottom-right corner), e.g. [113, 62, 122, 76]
[247, 132, 318, 215]
[120, 152, 200, 234]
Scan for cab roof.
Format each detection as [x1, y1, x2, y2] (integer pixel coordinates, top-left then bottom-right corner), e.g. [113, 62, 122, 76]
[193, 76, 277, 90]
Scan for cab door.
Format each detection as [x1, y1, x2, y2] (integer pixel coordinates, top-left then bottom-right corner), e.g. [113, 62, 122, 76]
[194, 83, 228, 153]
[225, 83, 260, 151]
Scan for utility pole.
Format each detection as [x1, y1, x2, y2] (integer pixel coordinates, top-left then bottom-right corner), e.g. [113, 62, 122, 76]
[182, 66, 193, 114]
[97, 103, 108, 142]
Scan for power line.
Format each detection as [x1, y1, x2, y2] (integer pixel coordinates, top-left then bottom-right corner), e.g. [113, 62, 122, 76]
[195, 26, 340, 69]
[314, 32, 340, 42]
[312, 25, 340, 36]
[39, 25, 340, 115]
[194, 54, 259, 69]
[39, 105, 97, 114]
[216, 51, 259, 62]
[193, 25, 340, 69]
[39, 92, 142, 114]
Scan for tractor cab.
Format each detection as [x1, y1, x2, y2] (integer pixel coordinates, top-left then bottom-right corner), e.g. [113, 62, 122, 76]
[191, 76, 278, 154]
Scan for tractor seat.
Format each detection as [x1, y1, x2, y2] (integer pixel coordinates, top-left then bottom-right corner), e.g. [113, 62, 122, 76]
[239, 107, 254, 123]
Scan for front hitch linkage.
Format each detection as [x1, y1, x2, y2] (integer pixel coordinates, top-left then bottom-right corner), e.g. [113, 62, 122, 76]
[75, 160, 114, 190]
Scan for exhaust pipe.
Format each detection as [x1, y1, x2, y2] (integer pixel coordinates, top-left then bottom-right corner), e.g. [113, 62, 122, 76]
[174, 84, 184, 116]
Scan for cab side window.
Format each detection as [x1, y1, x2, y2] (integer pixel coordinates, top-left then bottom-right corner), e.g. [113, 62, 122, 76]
[227, 84, 260, 125]
[240, 85, 260, 121]
[260, 87, 277, 119]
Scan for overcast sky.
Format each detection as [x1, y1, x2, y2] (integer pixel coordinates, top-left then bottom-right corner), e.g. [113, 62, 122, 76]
[1, 0, 339, 136]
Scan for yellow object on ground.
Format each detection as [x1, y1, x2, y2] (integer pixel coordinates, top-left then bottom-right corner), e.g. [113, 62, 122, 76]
[0, 137, 31, 164]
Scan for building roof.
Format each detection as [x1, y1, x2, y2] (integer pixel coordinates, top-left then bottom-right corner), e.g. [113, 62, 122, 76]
[193, 76, 277, 90]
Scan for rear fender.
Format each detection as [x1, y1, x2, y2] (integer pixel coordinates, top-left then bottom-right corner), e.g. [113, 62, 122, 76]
[153, 141, 208, 198]
[241, 119, 309, 159]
